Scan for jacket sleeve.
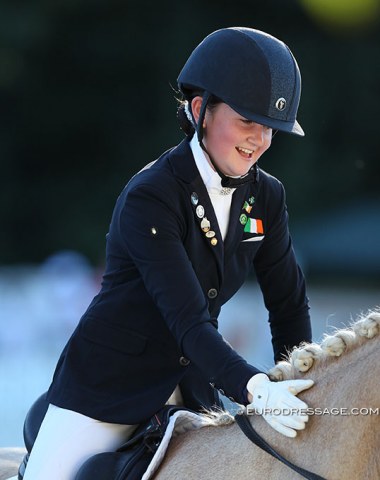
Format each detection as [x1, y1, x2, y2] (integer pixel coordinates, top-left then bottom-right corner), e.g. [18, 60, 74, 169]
[253, 179, 312, 362]
[117, 181, 259, 404]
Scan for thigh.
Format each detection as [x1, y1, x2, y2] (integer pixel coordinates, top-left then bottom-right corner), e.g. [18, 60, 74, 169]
[23, 404, 136, 480]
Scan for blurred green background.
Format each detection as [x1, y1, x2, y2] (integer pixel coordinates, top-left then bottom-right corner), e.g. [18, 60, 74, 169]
[1, 0, 380, 447]
[1, 0, 379, 280]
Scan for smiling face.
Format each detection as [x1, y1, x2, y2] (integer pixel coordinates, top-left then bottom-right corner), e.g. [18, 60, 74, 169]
[191, 97, 272, 177]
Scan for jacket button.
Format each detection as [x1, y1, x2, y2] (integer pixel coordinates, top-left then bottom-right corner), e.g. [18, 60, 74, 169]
[207, 288, 218, 299]
[179, 356, 190, 366]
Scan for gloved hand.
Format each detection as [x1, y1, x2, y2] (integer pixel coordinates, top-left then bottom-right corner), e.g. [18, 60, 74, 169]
[246, 373, 314, 438]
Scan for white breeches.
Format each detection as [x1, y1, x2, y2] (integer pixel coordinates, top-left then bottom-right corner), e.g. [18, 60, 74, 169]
[23, 386, 183, 480]
[23, 404, 137, 480]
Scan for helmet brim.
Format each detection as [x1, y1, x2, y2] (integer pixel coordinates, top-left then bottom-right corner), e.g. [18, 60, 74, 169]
[228, 102, 305, 137]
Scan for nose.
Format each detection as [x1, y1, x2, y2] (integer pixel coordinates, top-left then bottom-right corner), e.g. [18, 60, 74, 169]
[248, 123, 266, 147]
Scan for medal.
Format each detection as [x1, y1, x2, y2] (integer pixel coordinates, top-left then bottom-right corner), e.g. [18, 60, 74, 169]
[196, 205, 205, 218]
[239, 214, 248, 225]
[191, 192, 199, 205]
[243, 201, 252, 214]
[201, 217, 210, 232]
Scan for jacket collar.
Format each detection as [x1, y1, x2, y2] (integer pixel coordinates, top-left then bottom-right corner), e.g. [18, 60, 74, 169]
[167, 137, 200, 184]
[167, 137, 261, 258]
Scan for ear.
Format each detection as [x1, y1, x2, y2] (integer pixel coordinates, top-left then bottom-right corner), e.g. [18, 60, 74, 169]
[190, 96, 204, 125]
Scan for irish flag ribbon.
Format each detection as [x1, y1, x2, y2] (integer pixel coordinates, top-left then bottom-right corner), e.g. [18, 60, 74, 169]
[244, 218, 264, 234]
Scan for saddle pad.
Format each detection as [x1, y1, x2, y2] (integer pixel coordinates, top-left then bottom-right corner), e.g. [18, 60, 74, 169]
[142, 410, 211, 480]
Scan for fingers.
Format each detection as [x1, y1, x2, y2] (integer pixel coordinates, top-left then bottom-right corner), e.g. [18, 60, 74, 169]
[285, 379, 314, 395]
[247, 376, 315, 438]
[282, 394, 308, 412]
[249, 377, 314, 438]
[267, 396, 309, 424]
[264, 412, 309, 438]
[275, 413, 308, 430]
[270, 382, 310, 410]
[265, 416, 298, 438]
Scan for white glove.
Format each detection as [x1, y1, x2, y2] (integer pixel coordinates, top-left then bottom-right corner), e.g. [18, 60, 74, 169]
[246, 373, 314, 438]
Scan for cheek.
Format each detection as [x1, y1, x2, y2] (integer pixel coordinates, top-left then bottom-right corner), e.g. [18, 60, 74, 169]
[210, 125, 235, 153]
[262, 135, 272, 152]
[221, 124, 241, 147]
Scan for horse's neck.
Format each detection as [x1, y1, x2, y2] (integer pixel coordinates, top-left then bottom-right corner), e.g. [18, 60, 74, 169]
[155, 337, 379, 480]
[251, 335, 380, 479]
[300, 334, 379, 407]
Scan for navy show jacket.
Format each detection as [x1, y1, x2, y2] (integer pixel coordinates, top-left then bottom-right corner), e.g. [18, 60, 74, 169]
[47, 138, 311, 424]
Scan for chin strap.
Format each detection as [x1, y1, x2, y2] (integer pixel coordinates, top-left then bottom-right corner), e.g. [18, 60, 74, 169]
[196, 92, 260, 188]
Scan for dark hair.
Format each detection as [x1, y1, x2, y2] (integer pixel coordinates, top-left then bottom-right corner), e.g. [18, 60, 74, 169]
[176, 90, 222, 136]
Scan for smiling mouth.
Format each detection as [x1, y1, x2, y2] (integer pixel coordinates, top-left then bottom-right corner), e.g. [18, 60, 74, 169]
[236, 146, 254, 158]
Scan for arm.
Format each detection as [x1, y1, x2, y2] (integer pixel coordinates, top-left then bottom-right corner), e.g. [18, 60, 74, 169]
[253, 180, 311, 362]
[247, 180, 314, 437]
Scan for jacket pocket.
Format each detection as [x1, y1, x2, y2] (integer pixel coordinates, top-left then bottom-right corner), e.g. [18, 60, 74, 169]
[80, 317, 147, 355]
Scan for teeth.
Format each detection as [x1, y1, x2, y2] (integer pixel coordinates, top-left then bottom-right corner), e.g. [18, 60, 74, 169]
[238, 147, 254, 154]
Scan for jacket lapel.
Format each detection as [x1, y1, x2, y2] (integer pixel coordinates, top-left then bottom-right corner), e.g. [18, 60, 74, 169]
[189, 175, 224, 257]
[223, 186, 249, 257]
[224, 181, 261, 258]
[168, 139, 224, 275]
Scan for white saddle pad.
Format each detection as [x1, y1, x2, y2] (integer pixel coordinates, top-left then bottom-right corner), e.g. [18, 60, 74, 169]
[142, 410, 210, 479]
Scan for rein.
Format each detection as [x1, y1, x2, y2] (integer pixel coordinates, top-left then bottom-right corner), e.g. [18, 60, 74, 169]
[234, 413, 327, 480]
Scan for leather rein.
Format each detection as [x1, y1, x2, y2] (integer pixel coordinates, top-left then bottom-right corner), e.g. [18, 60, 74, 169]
[234, 413, 327, 480]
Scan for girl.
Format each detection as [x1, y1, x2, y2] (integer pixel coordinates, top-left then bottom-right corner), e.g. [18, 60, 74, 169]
[23, 27, 314, 479]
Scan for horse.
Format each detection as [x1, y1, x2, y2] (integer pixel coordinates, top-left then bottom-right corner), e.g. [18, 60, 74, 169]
[153, 309, 380, 480]
[1, 310, 379, 480]
[0, 447, 25, 480]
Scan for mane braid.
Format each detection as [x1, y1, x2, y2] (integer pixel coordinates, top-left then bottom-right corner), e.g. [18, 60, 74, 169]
[268, 309, 380, 381]
[198, 309, 380, 426]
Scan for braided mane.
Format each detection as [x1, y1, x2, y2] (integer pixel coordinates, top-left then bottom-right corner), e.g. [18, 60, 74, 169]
[201, 309, 380, 426]
[268, 309, 380, 381]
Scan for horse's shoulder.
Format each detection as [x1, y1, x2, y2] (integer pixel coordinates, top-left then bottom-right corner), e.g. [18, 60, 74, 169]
[0, 447, 26, 480]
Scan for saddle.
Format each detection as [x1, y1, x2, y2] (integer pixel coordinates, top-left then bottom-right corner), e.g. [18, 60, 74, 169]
[17, 393, 193, 480]
[17, 392, 49, 479]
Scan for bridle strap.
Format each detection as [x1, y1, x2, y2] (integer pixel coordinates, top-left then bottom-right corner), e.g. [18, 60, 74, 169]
[234, 413, 327, 480]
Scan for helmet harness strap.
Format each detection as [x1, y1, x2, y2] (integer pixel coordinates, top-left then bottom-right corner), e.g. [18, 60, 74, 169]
[196, 92, 259, 188]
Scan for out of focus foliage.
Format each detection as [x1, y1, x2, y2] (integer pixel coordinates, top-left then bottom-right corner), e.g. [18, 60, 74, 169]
[1, 0, 379, 265]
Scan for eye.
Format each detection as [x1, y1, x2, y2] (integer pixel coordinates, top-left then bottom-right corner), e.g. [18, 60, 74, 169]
[241, 119, 253, 125]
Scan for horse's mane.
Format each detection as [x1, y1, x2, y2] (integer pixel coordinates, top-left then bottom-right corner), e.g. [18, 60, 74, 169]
[201, 309, 380, 427]
[268, 308, 380, 381]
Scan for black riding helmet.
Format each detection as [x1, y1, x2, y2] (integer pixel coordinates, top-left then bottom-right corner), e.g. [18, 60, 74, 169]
[177, 27, 304, 187]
